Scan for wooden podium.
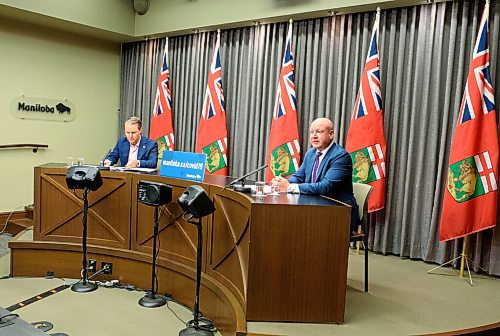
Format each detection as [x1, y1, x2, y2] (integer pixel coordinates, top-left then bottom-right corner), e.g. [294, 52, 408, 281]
[10, 164, 351, 335]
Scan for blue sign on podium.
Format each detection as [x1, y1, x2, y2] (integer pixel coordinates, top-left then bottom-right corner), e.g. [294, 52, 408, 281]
[159, 150, 207, 182]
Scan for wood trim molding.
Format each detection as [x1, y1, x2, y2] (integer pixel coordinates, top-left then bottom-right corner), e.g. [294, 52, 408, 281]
[417, 322, 500, 336]
[9, 240, 246, 336]
[0, 210, 27, 225]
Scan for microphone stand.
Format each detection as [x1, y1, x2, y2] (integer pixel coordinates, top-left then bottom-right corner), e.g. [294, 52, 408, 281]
[72, 187, 98, 293]
[179, 214, 215, 336]
[98, 149, 112, 170]
[139, 205, 167, 308]
[226, 164, 268, 193]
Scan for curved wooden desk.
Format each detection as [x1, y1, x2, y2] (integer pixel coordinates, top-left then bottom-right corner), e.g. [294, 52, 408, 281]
[10, 164, 351, 335]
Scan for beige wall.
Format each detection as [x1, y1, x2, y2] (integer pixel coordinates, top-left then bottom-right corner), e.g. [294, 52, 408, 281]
[0, 0, 135, 36]
[0, 18, 121, 212]
[2, 0, 430, 40]
[134, 0, 426, 37]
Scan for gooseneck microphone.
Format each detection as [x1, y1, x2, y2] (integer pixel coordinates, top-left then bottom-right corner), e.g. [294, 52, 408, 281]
[98, 149, 112, 170]
[225, 164, 268, 193]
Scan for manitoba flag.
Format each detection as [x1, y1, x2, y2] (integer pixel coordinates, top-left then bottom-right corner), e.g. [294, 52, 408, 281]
[195, 31, 229, 176]
[270, 141, 301, 178]
[446, 152, 497, 203]
[150, 38, 175, 158]
[345, 9, 387, 212]
[266, 20, 301, 182]
[350, 144, 385, 184]
[439, 2, 498, 242]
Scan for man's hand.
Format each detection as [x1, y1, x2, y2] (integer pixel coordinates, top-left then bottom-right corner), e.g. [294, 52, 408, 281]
[125, 159, 139, 168]
[272, 176, 290, 192]
[103, 159, 112, 167]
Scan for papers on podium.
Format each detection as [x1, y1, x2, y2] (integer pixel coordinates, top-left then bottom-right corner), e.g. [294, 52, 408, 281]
[109, 167, 156, 173]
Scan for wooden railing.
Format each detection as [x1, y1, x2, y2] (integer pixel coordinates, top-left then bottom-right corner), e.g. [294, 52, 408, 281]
[0, 143, 48, 153]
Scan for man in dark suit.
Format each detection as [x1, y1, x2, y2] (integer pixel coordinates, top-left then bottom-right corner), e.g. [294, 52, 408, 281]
[274, 117, 359, 232]
[104, 116, 158, 169]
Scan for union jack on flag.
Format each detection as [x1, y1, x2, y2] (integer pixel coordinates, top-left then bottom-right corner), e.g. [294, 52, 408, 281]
[202, 38, 225, 120]
[345, 9, 387, 212]
[196, 31, 229, 176]
[353, 24, 383, 120]
[458, 5, 495, 124]
[274, 25, 297, 119]
[150, 38, 175, 152]
[154, 46, 172, 118]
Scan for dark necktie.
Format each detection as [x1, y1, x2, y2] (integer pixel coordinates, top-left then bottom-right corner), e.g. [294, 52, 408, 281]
[311, 151, 322, 183]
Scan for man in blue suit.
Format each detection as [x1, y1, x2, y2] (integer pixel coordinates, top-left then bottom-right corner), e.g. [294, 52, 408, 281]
[274, 117, 359, 233]
[104, 116, 158, 169]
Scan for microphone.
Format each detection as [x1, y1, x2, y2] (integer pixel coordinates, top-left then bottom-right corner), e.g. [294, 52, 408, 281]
[98, 149, 112, 170]
[226, 164, 268, 193]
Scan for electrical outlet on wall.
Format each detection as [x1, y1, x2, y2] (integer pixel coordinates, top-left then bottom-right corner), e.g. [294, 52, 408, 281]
[101, 262, 113, 275]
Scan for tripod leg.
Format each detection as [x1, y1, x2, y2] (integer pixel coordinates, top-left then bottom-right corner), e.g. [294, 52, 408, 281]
[463, 257, 473, 286]
[427, 256, 461, 274]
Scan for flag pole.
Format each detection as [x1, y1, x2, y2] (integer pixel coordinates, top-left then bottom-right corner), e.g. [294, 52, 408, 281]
[458, 235, 474, 285]
[459, 235, 468, 278]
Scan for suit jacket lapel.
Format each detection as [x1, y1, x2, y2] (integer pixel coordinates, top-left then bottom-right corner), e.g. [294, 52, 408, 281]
[137, 137, 146, 160]
[305, 150, 315, 182]
[122, 139, 130, 164]
[316, 143, 336, 181]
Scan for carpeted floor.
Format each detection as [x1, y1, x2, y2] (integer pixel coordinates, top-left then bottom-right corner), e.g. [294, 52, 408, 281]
[0, 233, 13, 258]
[1, 233, 499, 336]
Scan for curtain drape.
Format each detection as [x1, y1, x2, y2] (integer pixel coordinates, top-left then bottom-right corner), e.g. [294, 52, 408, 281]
[120, 0, 500, 276]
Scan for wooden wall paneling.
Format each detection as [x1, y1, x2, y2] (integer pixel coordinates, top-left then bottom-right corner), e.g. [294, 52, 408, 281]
[245, 203, 351, 323]
[130, 175, 200, 267]
[34, 166, 42, 240]
[208, 187, 251, 310]
[21, 165, 352, 332]
[34, 166, 131, 249]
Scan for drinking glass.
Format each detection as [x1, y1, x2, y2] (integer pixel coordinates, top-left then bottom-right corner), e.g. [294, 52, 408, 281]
[270, 179, 280, 195]
[255, 181, 266, 197]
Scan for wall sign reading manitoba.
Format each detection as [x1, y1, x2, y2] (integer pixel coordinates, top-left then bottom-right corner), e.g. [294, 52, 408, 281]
[10, 96, 76, 122]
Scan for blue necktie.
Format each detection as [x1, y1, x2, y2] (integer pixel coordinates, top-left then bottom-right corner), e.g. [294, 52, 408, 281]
[311, 151, 322, 183]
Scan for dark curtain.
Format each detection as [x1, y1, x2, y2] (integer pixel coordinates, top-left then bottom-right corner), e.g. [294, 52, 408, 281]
[120, 0, 500, 276]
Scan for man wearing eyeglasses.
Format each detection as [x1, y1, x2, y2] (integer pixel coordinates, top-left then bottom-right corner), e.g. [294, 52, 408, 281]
[104, 116, 158, 169]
